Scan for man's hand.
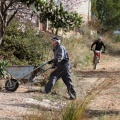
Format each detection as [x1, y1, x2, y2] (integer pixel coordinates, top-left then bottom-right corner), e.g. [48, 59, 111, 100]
[102, 51, 105, 53]
[48, 59, 53, 64]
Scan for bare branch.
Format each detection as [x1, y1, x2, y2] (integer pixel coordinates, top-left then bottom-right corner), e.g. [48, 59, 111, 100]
[6, 10, 17, 26]
[1, 0, 5, 15]
[3, 0, 18, 14]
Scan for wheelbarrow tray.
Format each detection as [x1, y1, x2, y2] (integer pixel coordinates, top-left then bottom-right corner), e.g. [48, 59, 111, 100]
[4, 66, 35, 80]
[3, 62, 52, 92]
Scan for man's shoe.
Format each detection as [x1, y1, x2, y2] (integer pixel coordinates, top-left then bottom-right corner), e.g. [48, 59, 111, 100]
[40, 88, 46, 94]
[69, 96, 76, 100]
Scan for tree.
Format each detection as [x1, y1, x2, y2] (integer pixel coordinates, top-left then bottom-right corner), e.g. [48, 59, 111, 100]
[92, 0, 120, 32]
[0, 0, 35, 45]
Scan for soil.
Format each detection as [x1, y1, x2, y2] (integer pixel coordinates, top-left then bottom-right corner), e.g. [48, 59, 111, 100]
[0, 54, 120, 120]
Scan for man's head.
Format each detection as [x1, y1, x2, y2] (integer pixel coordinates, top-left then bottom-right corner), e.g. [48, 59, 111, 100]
[51, 36, 61, 47]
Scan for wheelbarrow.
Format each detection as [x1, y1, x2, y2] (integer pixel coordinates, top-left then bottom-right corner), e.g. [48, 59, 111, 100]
[3, 61, 52, 92]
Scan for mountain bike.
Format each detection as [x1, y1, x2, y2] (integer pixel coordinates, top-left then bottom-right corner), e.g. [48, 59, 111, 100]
[92, 50, 105, 69]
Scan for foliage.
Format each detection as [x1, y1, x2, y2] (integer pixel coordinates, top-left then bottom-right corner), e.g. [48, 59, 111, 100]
[0, 60, 8, 78]
[1, 18, 51, 65]
[46, 2, 82, 34]
[62, 103, 78, 120]
[92, 0, 120, 33]
[0, 0, 32, 44]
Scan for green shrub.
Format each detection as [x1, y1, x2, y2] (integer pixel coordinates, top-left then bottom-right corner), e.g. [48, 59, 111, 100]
[62, 103, 78, 120]
[0, 60, 8, 78]
[1, 18, 51, 65]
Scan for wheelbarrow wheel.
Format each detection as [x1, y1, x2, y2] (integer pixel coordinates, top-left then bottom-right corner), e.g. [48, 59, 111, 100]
[5, 79, 19, 92]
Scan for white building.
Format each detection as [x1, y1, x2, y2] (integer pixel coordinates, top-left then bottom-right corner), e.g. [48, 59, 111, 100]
[60, 0, 91, 23]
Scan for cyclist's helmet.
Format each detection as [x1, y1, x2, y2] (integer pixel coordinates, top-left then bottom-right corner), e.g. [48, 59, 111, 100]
[98, 37, 102, 42]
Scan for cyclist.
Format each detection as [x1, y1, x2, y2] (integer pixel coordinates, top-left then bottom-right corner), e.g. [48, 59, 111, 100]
[91, 37, 106, 63]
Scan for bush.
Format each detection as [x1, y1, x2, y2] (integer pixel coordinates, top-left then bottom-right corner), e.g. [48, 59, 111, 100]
[112, 34, 120, 43]
[62, 38, 92, 69]
[1, 18, 51, 65]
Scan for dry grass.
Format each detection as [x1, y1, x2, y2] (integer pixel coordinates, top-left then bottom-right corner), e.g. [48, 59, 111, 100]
[103, 34, 120, 56]
[23, 32, 120, 120]
[62, 75, 120, 120]
[62, 37, 92, 69]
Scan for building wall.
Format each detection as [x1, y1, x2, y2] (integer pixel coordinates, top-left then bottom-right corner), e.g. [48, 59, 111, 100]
[60, 0, 91, 23]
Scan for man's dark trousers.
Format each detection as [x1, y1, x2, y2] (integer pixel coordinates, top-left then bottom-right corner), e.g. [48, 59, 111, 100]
[45, 62, 76, 98]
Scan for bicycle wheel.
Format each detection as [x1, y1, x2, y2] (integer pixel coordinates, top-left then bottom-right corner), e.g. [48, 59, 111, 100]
[5, 79, 19, 92]
[94, 56, 99, 69]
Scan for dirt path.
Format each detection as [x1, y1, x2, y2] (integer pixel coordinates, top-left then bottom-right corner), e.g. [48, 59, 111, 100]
[0, 54, 120, 119]
[75, 54, 120, 117]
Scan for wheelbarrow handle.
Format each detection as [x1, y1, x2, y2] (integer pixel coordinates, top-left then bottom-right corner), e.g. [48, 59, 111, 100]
[17, 61, 49, 81]
[36, 61, 49, 69]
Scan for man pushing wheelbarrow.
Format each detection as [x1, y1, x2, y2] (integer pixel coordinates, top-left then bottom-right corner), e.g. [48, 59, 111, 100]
[41, 36, 76, 100]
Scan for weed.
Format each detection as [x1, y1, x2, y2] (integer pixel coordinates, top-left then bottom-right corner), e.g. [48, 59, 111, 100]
[0, 60, 8, 78]
[62, 76, 120, 120]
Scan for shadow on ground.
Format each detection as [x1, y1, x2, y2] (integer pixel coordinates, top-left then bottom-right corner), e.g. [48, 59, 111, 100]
[75, 70, 120, 78]
[85, 109, 120, 118]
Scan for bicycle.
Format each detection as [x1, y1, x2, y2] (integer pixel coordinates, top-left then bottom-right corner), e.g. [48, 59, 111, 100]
[92, 50, 105, 69]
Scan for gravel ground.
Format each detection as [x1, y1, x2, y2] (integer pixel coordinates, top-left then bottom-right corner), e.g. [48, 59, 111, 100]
[0, 55, 119, 119]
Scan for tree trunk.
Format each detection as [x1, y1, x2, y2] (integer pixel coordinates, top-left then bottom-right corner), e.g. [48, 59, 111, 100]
[0, 19, 5, 45]
[0, 35, 3, 45]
